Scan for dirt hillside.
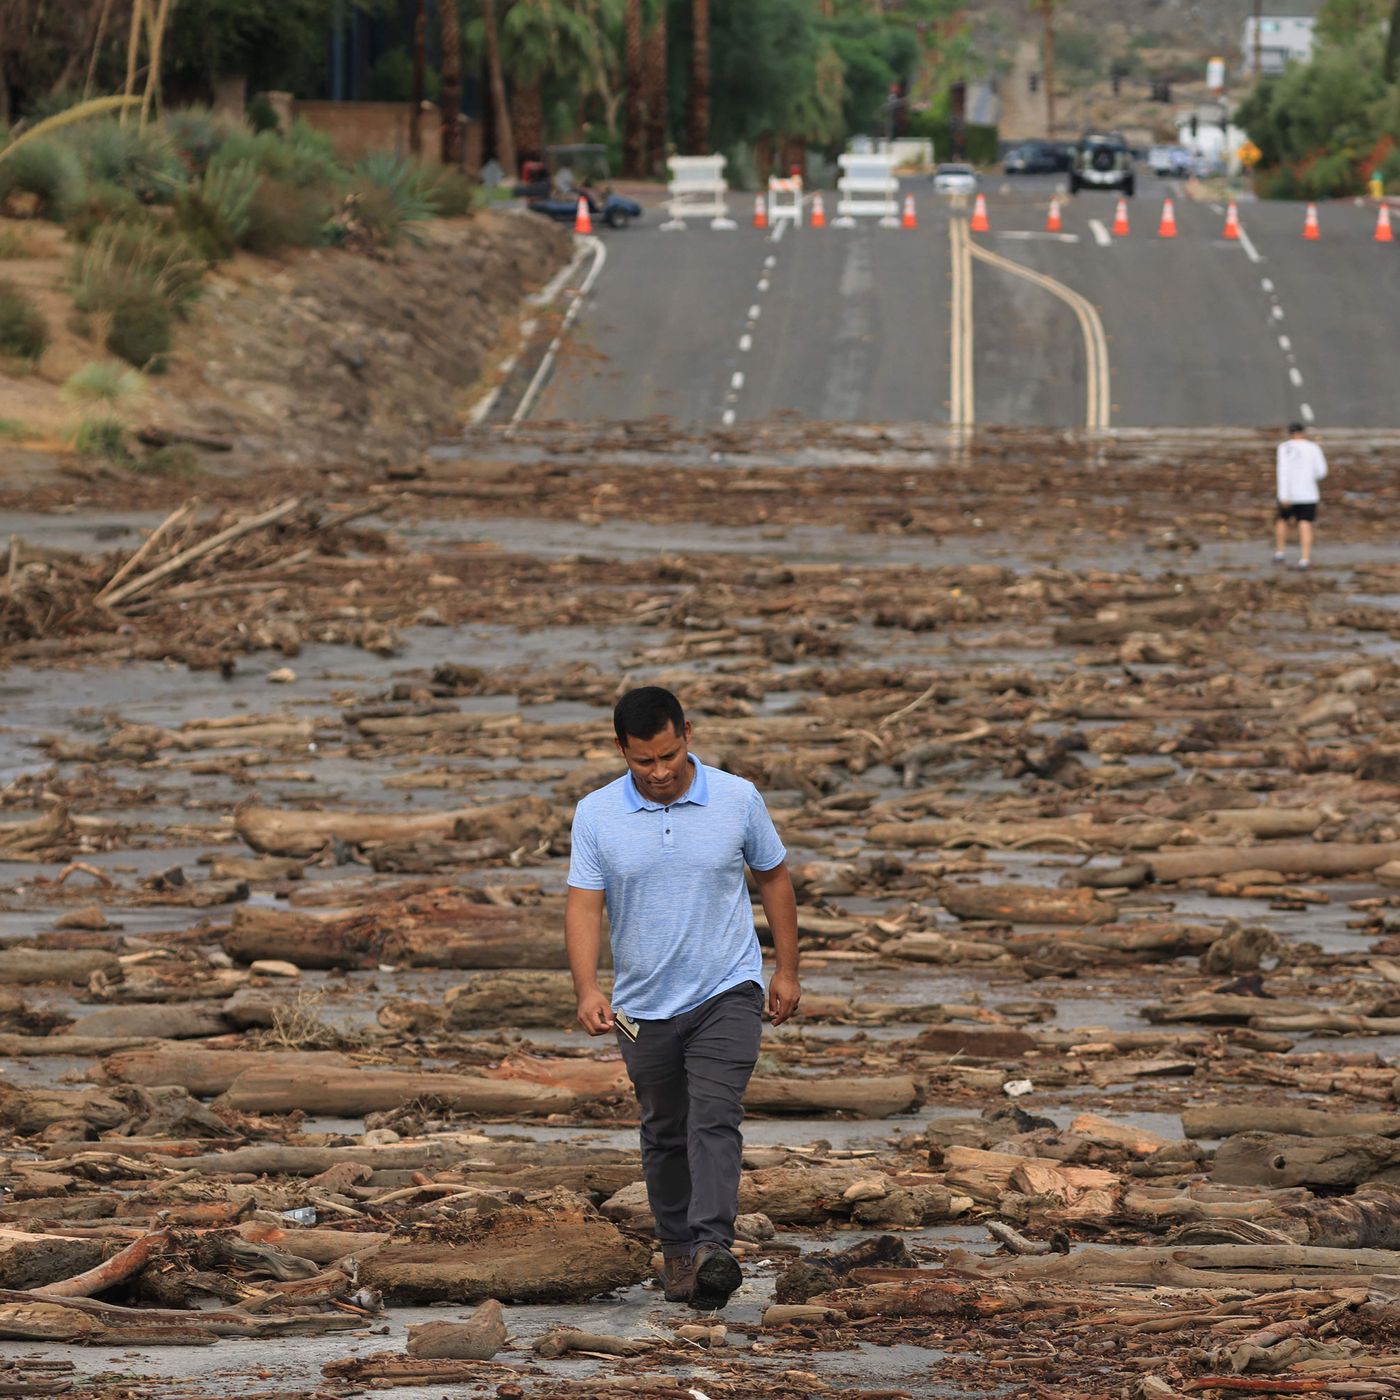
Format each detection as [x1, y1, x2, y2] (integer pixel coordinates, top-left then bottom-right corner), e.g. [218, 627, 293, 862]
[0, 209, 572, 502]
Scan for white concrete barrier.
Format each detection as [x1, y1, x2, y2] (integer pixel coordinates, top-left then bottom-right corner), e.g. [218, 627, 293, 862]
[834, 152, 901, 228]
[767, 175, 803, 228]
[661, 155, 735, 230]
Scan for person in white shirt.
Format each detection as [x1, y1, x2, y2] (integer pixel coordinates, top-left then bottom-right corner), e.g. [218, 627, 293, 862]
[1274, 422, 1327, 571]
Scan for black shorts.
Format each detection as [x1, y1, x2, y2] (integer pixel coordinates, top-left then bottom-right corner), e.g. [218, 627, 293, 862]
[1277, 502, 1317, 523]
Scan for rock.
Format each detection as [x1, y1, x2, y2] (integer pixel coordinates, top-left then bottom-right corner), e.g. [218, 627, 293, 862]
[406, 1300, 508, 1360]
[1293, 693, 1357, 731]
[267, 667, 297, 684]
[774, 1235, 914, 1304]
[52, 905, 116, 931]
[249, 959, 301, 978]
[1201, 923, 1280, 974]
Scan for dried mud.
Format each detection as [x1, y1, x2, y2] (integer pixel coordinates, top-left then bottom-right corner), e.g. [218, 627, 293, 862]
[2, 421, 1399, 1400]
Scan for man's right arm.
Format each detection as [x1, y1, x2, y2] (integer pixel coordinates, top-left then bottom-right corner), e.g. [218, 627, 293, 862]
[565, 886, 613, 1035]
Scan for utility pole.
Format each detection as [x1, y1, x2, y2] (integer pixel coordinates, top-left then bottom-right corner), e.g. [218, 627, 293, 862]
[1253, 0, 1263, 78]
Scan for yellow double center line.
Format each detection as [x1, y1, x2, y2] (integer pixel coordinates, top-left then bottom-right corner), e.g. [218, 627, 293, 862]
[948, 217, 1113, 432]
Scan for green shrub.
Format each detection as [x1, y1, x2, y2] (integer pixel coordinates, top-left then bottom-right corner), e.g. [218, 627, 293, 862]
[175, 158, 258, 260]
[74, 120, 186, 203]
[104, 285, 172, 370]
[0, 227, 39, 259]
[0, 279, 48, 360]
[0, 417, 29, 438]
[344, 152, 436, 245]
[72, 222, 205, 319]
[134, 443, 198, 476]
[213, 122, 340, 191]
[424, 164, 476, 217]
[64, 180, 151, 243]
[75, 414, 129, 461]
[62, 360, 145, 407]
[247, 95, 280, 134]
[163, 108, 230, 174]
[241, 177, 331, 253]
[0, 138, 85, 220]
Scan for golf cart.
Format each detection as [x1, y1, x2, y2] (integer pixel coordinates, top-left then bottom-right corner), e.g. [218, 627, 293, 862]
[522, 144, 642, 229]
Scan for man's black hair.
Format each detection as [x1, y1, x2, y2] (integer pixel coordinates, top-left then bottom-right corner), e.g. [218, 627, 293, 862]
[1288, 421, 1306, 434]
[614, 687, 685, 747]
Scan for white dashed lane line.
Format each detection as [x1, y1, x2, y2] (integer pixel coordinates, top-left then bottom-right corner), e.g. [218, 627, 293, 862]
[1252, 241, 1312, 420]
[721, 232, 783, 425]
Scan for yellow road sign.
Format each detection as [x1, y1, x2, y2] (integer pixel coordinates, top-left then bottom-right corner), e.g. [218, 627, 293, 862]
[1238, 140, 1262, 168]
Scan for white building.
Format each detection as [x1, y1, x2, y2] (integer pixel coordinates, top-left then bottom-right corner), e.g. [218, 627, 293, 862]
[1242, 3, 1320, 75]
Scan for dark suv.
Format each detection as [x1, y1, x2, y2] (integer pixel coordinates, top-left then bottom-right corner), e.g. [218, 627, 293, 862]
[1003, 140, 1061, 174]
[1069, 132, 1135, 196]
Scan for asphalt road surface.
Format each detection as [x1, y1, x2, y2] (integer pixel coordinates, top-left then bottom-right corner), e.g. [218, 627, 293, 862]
[530, 171, 1400, 430]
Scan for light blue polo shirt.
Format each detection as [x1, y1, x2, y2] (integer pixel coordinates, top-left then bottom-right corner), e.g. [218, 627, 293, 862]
[567, 757, 786, 1020]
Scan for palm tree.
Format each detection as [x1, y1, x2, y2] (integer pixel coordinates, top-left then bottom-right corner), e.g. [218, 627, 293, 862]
[409, 0, 426, 155]
[643, 0, 667, 175]
[623, 0, 644, 175]
[500, 0, 618, 166]
[688, 0, 709, 154]
[481, 0, 516, 178]
[441, 0, 464, 164]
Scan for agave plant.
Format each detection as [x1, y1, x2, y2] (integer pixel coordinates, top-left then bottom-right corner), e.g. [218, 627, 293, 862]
[198, 159, 259, 242]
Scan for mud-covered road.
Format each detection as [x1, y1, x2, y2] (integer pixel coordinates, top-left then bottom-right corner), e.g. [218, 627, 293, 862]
[2, 422, 1400, 1400]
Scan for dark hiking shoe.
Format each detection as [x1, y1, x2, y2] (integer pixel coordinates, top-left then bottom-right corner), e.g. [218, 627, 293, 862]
[689, 1243, 742, 1310]
[658, 1256, 695, 1303]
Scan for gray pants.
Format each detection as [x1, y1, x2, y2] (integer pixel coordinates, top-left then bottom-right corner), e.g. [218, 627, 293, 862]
[617, 981, 763, 1260]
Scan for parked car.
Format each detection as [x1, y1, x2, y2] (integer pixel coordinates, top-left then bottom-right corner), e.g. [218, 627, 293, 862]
[1068, 132, 1135, 196]
[1148, 144, 1193, 177]
[933, 163, 979, 195]
[522, 143, 642, 229]
[1003, 140, 1061, 175]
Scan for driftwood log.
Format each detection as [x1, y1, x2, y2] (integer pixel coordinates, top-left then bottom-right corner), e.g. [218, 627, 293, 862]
[356, 1194, 649, 1304]
[218, 1067, 577, 1117]
[0, 1288, 365, 1342]
[1211, 1133, 1400, 1189]
[745, 1075, 920, 1118]
[939, 884, 1117, 925]
[1182, 1106, 1400, 1140]
[101, 1048, 355, 1097]
[224, 900, 570, 971]
[1142, 840, 1400, 883]
[0, 949, 122, 985]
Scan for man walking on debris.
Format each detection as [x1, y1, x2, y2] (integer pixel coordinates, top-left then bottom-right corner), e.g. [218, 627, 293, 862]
[1274, 420, 1328, 570]
[565, 686, 801, 1310]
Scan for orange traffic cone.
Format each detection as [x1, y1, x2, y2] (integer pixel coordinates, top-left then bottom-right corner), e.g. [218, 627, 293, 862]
[753, 194, 767, 230]
[574, 195, 593, 234]
[1375, 204, 1393, 243]
[970, 193, 990, 232]
[1158, 198, 1178, 238]
[810, 193, 826, 229]
[1046, 195, 1062, 233]
[1303, 202, 1320, 240]
[1112, 198, 1130, 236]
[1223, 200, 1240, 240]
[901, 194, 918, 230]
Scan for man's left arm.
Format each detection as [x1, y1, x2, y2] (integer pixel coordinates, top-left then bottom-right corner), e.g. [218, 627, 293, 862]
[753, 862, 800, 1025]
